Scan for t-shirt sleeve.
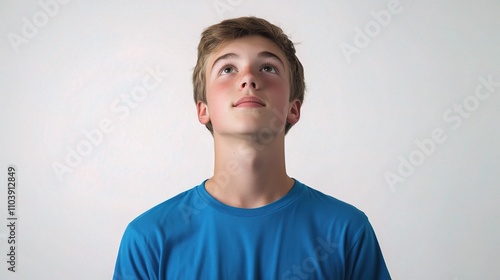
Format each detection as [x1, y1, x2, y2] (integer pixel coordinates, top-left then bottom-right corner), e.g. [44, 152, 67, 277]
[345, 220, 391, 280]
[113, 223, 159, 280]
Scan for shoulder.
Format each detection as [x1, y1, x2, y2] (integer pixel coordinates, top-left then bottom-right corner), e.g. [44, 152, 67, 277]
[295, 181, 388, 266]
[295, 180, 370, 229]
[125, 185, 200, 237]
[114, 186, 202, 279]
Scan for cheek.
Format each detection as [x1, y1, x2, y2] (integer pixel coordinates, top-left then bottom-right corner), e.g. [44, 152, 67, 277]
[206, 81, 232, 120]
[266, 79, 290, 103]
[207, 78, 234, 101]
[210, 80, 232, 95]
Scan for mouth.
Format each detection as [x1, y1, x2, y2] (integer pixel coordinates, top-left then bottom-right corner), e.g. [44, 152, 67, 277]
[234, 96, 265, 108]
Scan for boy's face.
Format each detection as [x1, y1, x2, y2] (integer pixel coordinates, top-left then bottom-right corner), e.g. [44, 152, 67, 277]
[198, 35, 300, 138]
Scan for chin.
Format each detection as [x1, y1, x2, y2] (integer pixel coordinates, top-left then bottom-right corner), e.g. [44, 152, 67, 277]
[238, 125, 279, 138]
[216, 125, 267, 137]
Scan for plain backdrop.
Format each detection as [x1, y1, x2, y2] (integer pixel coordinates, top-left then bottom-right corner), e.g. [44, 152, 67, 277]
[1, 0, 499, 279]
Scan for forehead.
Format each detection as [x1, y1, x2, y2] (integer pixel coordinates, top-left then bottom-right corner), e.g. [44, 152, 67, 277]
[206, 35, 288, 68]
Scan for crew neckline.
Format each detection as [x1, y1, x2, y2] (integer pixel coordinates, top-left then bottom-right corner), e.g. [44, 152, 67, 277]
[195, 178, 305, 217]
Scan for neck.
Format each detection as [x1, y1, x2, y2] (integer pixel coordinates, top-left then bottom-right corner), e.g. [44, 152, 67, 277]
[205, 132, 294, 208]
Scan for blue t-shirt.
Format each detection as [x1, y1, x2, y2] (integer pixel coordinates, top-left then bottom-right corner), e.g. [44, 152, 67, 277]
[113, 179, 390, 280]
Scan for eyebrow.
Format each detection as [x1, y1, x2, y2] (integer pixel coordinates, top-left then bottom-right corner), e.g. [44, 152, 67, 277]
[211, 51, 285, 72]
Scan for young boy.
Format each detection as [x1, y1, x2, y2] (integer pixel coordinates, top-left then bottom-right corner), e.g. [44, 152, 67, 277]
[113, 16, 391, 279]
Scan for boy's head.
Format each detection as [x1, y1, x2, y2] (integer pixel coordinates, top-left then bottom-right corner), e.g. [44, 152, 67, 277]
[192, 16, 305, 134]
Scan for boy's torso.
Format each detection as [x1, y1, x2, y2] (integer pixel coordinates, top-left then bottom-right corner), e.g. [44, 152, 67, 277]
[119, 179, 376, 280]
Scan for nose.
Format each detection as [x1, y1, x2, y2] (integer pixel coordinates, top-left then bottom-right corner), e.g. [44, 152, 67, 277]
[239, 69, 260, 90]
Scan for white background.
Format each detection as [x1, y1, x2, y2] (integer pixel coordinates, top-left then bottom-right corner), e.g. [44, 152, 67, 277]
[1, 0, 499, 279]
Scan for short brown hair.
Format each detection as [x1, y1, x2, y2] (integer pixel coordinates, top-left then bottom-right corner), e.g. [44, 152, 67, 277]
[192, 16, 305, 134]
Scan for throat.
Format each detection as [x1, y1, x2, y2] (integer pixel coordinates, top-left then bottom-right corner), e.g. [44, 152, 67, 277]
[205, 175, 294, 209]
[208, 132, 291, 208]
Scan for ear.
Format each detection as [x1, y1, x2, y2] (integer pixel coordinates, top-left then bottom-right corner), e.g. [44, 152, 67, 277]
[196, 101, 210, 125]
[286, 99, 301, 125]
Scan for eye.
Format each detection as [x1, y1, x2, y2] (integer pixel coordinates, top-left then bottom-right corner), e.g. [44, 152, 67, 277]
[261, 64, 278, 74]
[220, 65, 236, 75]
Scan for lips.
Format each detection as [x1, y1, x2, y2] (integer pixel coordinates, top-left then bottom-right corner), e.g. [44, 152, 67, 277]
[234, 96, 265, 107]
